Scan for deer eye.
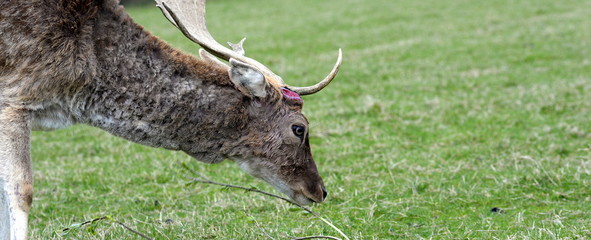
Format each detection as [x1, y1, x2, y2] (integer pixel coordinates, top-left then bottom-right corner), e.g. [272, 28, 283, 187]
[291, 125, 306, 138]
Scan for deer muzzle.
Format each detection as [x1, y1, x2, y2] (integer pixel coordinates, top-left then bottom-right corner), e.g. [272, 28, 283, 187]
[290, 181, 327, 205]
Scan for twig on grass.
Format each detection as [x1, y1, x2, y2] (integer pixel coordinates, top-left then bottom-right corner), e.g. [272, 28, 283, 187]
[61, 215, 153, 240]
[184, 174, 350, 240]
[179, 162, 211, 181]
[60, 216, 107, 233]
[187, 176, 302, 209]
[113, 219, 154, 240]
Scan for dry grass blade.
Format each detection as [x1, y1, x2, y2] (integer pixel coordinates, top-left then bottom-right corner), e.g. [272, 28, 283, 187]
[244, 211, 276, 240]
[184, 175, 350, 240]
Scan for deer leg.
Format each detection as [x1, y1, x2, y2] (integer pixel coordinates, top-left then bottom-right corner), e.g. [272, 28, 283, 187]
[0, 106, 33, 240]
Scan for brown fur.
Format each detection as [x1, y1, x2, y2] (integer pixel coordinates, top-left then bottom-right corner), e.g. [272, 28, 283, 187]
[0, 1, 327, 237]
[0, 0, 102, 103]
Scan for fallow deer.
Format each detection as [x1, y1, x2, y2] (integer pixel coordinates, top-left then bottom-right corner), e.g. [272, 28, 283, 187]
[0, 0, 341, 238]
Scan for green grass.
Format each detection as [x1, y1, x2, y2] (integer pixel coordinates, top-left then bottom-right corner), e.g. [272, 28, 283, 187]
[29, 0, 591, 239]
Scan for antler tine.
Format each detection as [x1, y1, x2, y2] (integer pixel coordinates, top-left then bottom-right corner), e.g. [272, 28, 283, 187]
[156, 0, 226, 59]
[227, 38, 246, 56]
[156, 0, 178, 28]
[288, 49, 343, 95]
[156, 0, 343, 95]
[156, 0, 284, 84]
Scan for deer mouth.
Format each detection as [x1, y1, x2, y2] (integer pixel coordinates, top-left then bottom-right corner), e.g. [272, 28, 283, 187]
[235, 160, 327, 205]
[263, 179, 321, 206]
[276, 180, 327, 205]
[296, 184, 327, 204]
[291, 193, 315, 205]
[262, 179, 327, 205]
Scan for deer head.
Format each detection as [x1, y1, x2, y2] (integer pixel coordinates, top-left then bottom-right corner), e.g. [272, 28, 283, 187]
[155, 0, 341, 205]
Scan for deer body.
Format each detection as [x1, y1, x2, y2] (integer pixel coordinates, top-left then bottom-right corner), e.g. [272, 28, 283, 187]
[0, 0, 341, 238]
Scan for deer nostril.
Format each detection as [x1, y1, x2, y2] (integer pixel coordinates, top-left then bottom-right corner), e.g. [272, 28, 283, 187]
[322, 187, 328, 200]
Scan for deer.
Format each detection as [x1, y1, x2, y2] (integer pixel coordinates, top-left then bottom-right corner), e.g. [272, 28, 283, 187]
[0, 0, 342, 238]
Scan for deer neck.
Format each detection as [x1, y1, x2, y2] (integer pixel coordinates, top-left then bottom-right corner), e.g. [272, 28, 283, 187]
[71, 14, 249, 160]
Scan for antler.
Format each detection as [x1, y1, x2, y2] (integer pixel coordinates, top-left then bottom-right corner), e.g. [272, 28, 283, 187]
[287, 49, 342, 95]
[155, 0, 342, 95]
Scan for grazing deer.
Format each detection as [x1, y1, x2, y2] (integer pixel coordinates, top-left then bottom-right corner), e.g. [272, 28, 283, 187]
[0, 0, 342, 238]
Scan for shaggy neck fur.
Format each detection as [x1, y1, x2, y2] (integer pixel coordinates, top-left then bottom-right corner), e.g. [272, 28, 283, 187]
[76, 1, 254, 162]
[1, 0, 260, 163]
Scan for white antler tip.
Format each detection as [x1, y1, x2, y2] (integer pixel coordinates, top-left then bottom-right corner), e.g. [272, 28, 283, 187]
[227, 38, 247, 56]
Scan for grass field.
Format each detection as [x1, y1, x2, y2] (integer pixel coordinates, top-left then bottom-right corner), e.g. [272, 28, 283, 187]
[28, 0, 591, 239]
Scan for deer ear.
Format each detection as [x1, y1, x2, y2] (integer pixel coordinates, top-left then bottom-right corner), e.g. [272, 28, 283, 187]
[229, 59, 267, 98]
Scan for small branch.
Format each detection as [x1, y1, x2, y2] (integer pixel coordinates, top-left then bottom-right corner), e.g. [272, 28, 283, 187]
[179, 162, 210, 180]
[61, 216, 107, 232]
[61, 216, 153, 240]
[185, 176, 350, 240]
[186, 176, 312, 213]
[113, 220, 154, 240]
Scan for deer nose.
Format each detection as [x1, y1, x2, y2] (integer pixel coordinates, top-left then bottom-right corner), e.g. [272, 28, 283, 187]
[312, 185, 328, 203]
[301, 183, 327, 204]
